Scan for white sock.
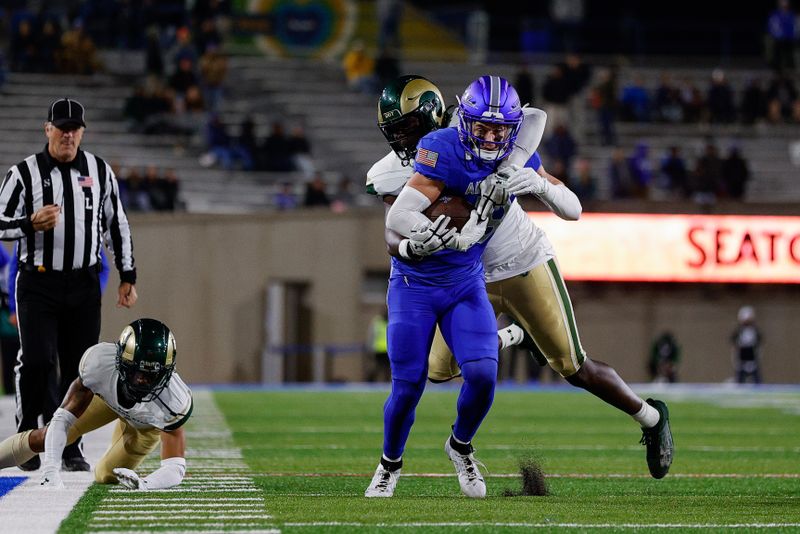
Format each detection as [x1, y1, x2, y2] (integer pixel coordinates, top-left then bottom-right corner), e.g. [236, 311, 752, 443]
[498, 323, 525, 349]
[382, 454, 401, 464]
[451, 433, 470, 446]
[632, 400, 660, 428]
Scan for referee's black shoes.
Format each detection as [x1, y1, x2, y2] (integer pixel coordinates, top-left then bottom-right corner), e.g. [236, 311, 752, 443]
[62, 456, 91, 472]
[19, 454, 40, 471]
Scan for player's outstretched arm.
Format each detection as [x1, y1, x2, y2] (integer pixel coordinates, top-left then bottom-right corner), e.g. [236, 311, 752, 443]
[501, 163, 582, 221]
[113, 427, 186, 490]
[40, 378, 95, 488]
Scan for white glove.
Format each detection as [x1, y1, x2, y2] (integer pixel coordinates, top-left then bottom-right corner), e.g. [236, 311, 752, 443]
[445, 210, 488, 252]
[501, 164, 548, 197]
[399, 214, 456, 260]
[475, 173, 509, 221]
[39, 470, 65, 490]
[113, 467, 147, 490]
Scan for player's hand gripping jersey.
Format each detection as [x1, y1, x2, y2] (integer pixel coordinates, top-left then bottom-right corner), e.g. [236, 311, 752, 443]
[79, 342, 193, 431]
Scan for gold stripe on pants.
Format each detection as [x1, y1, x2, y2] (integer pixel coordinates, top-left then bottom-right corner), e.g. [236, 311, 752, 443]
[427, 259, 586, 381]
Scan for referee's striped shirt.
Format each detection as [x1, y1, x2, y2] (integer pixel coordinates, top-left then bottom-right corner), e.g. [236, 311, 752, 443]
[0, 144, 136, 283]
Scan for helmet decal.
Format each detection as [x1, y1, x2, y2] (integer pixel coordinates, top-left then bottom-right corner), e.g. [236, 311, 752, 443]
[119, 326, 136, 362]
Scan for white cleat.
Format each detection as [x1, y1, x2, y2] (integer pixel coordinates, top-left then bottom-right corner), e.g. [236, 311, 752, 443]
[364, 463, 401, 497]
[445, 437, 487, 498]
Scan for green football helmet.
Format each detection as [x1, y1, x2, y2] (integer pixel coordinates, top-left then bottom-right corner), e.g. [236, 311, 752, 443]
[377, 75, 446, 165]
[116, 318, 177, 403]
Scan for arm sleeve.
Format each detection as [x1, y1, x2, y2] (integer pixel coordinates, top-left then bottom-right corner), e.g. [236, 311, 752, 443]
[505, 107, 547, 168]
[385, 186, 433, 238]
[42, 408, 77, 474]
[536, 181, 583, 221]
[0, 167, 34, 241]
[102, 164, 136, 284]
[142, 457, 186, 490]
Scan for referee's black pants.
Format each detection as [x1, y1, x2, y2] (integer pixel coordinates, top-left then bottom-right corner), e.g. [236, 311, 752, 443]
[14, 265, 101, 460]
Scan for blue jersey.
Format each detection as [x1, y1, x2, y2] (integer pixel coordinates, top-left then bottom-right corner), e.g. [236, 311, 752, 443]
[390, 127, 539, 284]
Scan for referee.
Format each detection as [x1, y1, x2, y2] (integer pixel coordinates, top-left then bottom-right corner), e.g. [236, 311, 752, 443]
[0, 98, 137, 471]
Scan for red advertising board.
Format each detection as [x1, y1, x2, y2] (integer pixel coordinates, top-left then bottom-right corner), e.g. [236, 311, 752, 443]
[531, 213, 800, 283]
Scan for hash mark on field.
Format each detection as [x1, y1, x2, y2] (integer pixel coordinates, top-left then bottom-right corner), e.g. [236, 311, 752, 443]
[88, 389, 276, 533]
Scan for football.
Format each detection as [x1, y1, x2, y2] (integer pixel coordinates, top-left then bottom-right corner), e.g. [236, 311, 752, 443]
[423, 195, 473, 231]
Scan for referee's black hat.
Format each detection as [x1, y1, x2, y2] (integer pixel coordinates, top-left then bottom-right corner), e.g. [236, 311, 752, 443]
[47, 98, 86, 129]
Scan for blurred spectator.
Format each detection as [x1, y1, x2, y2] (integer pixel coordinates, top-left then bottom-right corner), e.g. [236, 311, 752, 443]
[331, 177, 358, 213]
[608, 147, 638, 199]
[740, 78, 768, 124]
[377, 0, 403, 51]
[199, 44, 228, 112]
[201, 114, 252, 170]
[366, 306, 390, 382]
[659, 146, 689, 198]
[342, 40, 378, 95]
[590, 66, 618, 145]
[169, 56, 199, 100]
[654, 72, 683, 123]
[560, 53, 592, 99]
[766, 73, 798, 120]
[57, 19, 102, 75]
[722, 146, 750, 200]
[170, 25, 199, 70]
[236, 117, 258, 171]
[627, 142, 652, 196]
[145, 26, 165, 77]
[274, 182, 299, 211]
[260, 121, 294, 172]
[766, 0, 796, 72]
[121, 167, 153, 212]
[620, 75, 650, 121]
[649, 331, 680, 383]
[288, 125, 315, 176]
[707, 69, 736, 123]
[679, 79, 706, 123]
[543, 124, 577, 168]
[541, 64, 571, 131]
[304, 174, 331, 207]
[731, 306, 762, 384]
[690, 141, 724, 204]
[37, 18, 61, 73]
[571, 158, 597, 201]
[10, 18, 37, 72]
[162, 168, 181, 211]
[0, 50, 6, 91]
[194, 17, 222, 55]
[144, 165, 169, 210]
[514, 64, 536, 107]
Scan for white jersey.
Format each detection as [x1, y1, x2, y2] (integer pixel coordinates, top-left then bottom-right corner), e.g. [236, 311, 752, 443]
[366, 150, 411, 197]
[366, 150, 555, 282]
[79, 342, 193, 431]
[483, 200, 555, 282]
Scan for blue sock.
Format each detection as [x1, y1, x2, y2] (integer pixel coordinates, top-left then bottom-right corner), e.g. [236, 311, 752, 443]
[453, 358, 497, 443]
[383, 377, 426, 459]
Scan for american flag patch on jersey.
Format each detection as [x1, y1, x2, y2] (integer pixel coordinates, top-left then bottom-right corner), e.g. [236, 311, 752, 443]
[78, 175, 93, 187]
[415, 148, 439, 168]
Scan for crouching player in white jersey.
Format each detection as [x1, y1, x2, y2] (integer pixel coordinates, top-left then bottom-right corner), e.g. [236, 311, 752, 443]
[368, 75, 673, 481]
[0, 318, 192, 489]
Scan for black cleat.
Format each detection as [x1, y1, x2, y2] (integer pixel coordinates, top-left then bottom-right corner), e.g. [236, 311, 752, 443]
[19, 454, 40, 471]
[62, 456, 91, 472]
[640, 398, 673, 479]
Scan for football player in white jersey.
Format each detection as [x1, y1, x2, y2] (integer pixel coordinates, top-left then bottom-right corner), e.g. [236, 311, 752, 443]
[0, 318, 192, 489]
[367, 75, 673, 480]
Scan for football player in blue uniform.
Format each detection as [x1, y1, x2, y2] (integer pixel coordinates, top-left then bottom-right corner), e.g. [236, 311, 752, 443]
[366, 76, 526, 499]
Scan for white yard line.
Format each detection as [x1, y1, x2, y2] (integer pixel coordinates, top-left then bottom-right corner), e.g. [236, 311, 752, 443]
[0, 396, 114, 534]
[282, 522, 800, 529]
[88, 389, 276, 533]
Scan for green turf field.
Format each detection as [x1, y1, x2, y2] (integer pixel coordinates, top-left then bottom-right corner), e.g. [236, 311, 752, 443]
[62, 387, 800, 533]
